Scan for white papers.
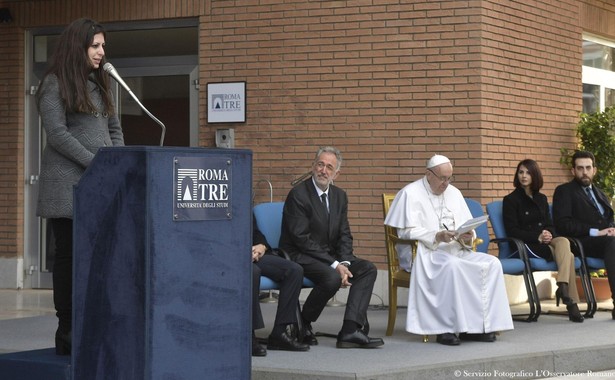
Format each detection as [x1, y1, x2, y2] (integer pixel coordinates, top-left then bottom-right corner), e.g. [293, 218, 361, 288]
[451, 215, 489, 236]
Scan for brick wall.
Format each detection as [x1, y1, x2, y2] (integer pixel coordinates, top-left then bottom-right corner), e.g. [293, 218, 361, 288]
[200, 0, 583, 264]
[0, 0, 609, 269]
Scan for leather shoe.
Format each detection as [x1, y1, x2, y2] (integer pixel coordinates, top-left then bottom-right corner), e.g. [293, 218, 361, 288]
[252, 339, 267, 357]
[336, 329, 384, 349]
[301, 323, 319, 346]
[459, 332, 496, 342]
[436, 333, 460, 346]
[267, 331, 310, 352]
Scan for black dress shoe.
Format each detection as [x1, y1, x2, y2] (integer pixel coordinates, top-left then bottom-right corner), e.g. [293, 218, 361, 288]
[336, 329, 384, 349]
[267, 331, 310, 352]
[459, 332, 496, 342]
[301, 323, 319, 346]
[436, 333, 460, 346]
[252, 339, 267, 357]
[55, 329, 71, 356]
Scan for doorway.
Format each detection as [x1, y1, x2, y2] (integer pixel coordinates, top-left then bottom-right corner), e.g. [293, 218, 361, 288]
[24, 20, 199, 288]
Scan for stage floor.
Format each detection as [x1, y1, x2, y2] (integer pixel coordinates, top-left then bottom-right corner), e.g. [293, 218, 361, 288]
[1, 289, 614, 380]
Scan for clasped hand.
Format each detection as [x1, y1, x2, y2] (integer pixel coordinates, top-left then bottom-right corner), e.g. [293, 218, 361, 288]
[336, 264, 353, 288]
[251, 244, 266, 262]
[538, 230, 552, 244]
[599, 227, 615, 237]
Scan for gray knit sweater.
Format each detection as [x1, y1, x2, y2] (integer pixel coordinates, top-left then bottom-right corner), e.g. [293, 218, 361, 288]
[36, 74, 125, 219]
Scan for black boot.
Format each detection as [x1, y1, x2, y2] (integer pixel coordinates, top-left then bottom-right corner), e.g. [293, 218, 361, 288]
[556, 282, 583, 323]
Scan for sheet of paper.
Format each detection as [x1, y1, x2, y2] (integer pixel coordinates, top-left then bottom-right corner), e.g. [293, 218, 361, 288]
[453, 215, 488, 235]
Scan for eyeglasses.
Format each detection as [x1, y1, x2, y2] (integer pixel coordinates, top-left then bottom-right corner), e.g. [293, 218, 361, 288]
[427, 168, 453, 183]
[315, 161, 336, 173]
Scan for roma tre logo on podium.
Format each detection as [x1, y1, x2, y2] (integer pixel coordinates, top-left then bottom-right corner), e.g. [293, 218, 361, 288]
[174, 156, 232, 221]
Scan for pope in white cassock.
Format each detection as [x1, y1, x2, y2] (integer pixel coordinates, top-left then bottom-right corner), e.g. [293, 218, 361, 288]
[384, 155, 514, 346]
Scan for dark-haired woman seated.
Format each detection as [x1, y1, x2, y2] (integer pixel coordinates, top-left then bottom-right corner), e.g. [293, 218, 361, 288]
[503, 159, 583, 323]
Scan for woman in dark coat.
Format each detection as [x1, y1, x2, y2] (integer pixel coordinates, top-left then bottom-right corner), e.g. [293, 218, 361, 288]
[36, 18, 125, 355]
[503, 159, 583, 322]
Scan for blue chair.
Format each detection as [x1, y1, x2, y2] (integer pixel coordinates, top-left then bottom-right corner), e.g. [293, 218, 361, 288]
[484, 200, 539, 321]
[465, 198, 489, 253]
[253, 202, 315, 290]
[568, 238, 605, 318]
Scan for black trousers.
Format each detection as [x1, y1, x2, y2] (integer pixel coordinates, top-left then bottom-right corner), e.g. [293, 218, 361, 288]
[299, 257, 377, 327]
[576, 235, 615, 301]
[252, 254, 304, 330]
[50, 217, 73, 333]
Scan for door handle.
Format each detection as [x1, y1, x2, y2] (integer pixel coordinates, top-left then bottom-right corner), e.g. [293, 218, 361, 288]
[29, 174, 39, 185]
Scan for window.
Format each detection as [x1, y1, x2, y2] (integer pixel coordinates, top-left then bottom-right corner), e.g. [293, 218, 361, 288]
[583, 35, 615, 113]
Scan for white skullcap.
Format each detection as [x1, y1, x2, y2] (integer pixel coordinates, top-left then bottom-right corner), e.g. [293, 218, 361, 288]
[426, 154, 451, 169]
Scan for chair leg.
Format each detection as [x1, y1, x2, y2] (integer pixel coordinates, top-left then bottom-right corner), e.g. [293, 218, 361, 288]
[577, 266, 595, 318]
[295, 300, 305, 340]
[386, 284, 397, 336]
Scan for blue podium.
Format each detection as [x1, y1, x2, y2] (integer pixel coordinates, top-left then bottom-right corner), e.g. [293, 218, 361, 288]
[72, 146, 252, 379]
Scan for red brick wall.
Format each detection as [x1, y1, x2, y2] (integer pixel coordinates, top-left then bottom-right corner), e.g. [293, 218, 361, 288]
[201, 0, 583, 264]
[0, 0, 610, 268]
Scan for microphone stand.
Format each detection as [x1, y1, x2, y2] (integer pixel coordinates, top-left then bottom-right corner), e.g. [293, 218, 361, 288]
[104, 62, 166, 146]
[291, 171, 312, 186]
[123, 87, 166, 147]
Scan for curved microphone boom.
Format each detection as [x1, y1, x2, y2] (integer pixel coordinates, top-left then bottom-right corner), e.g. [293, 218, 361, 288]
[103, 62, 166, 146]
[291, 171, 312, 186]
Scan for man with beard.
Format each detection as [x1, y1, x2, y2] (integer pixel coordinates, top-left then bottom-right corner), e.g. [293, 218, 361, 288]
[279, 146, 384, 349]
[552, 150, 615, 320]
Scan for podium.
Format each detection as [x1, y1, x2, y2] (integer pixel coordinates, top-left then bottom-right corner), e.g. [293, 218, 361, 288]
[72, 146, 252, 379]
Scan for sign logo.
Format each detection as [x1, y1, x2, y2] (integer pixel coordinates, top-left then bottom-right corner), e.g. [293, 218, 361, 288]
[173, 156, 232, 221]
[207, 82, 246, 123]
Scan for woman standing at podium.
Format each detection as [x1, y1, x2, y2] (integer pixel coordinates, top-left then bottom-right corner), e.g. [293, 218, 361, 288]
[36, 18, 125, 355]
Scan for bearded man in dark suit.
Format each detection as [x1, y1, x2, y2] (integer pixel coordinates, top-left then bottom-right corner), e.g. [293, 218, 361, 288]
[552, 150, 615, 320]
[279, 146, 384, 348]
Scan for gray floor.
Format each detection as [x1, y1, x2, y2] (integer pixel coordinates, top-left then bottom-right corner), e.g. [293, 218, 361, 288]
[1, 289, 614, 380]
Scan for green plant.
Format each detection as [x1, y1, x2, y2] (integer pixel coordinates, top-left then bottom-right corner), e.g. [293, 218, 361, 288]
[560, 106, 615, 199]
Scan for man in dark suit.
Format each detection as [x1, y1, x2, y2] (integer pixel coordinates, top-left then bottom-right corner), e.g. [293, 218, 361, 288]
[252, 216, 309, 356]
[552, 150, 615, 319]
[279, 146, 384, 348]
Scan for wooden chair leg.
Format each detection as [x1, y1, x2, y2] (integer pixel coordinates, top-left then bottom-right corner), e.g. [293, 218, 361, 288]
[386, 284, 397, 336]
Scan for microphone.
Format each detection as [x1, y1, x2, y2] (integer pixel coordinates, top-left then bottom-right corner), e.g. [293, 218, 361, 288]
[103, 62, 131, 93]
[291, 171, 312, 186]
[103, 62, 166, 146]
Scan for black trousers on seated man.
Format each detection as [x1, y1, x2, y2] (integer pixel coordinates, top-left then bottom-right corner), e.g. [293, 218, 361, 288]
[252, 255, 303, 331]
[300, 257, 376, 329]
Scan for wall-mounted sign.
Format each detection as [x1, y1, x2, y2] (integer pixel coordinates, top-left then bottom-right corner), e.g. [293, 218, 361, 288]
[173, 156, 232, 221]
[207, 82, 246, 123]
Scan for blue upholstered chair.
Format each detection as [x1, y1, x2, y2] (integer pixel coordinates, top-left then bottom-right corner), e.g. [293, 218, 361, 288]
[253, 202, 315, 290]
[464, 198, 489, 253]
[568, 238, 605, 317]
[489, 201, 592, 319]
[481, 200, 539, 321]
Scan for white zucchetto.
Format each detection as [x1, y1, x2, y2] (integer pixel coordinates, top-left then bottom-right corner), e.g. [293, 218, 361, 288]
[426, 154, 451, 169]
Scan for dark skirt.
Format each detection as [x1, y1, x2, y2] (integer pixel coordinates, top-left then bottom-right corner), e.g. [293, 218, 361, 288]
[525, 242, 553, 261]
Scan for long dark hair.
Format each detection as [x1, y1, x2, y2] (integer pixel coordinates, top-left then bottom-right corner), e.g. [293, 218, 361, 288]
[39, 18, 114, 114]
[513, 159, 543, 193]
